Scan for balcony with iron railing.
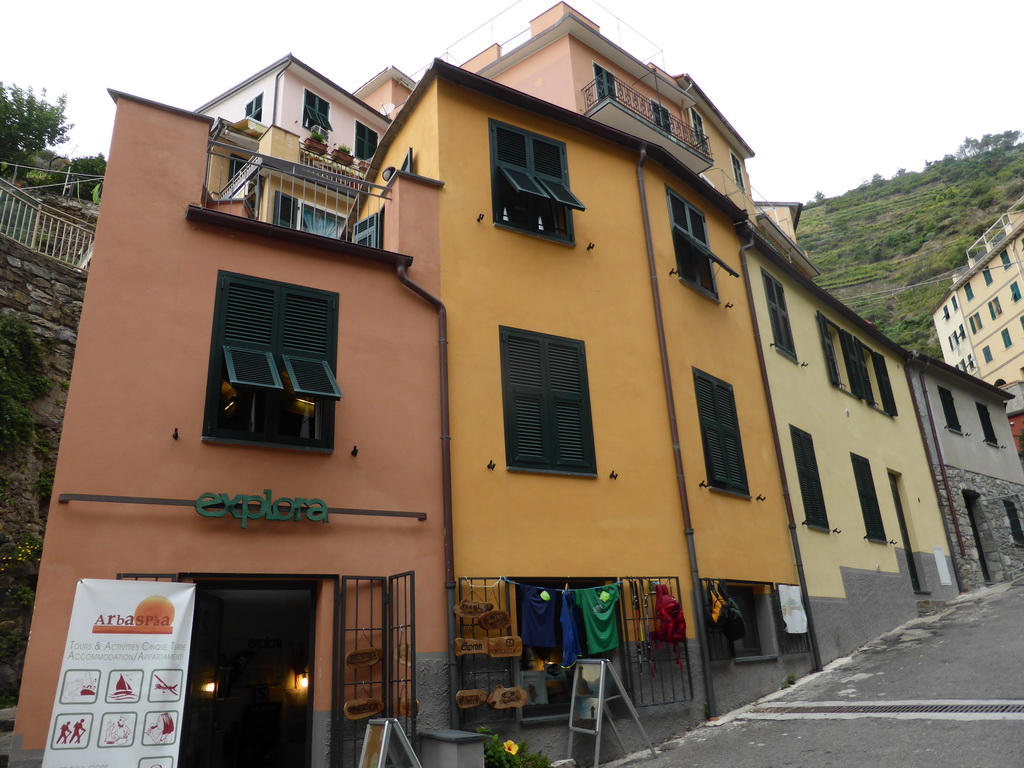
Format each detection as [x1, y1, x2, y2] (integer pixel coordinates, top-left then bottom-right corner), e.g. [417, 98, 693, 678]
[0, 177, 95, 269]
[582, 75, 712, 174]
[202, 140, 389, 244]
[967, 191, 1024, 262]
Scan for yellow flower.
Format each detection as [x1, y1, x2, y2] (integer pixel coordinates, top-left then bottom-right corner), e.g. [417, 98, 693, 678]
[503, 740, 519, 755]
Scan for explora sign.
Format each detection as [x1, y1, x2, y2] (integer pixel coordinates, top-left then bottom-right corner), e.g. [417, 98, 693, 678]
[194, 490, 329, 529]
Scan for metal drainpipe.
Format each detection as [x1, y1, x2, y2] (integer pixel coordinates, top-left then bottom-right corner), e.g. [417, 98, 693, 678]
[634, 145, 716, 716]
[395, 263, 460, 727]
[906, 356, 967, 593]
[736, 231, 822, 672]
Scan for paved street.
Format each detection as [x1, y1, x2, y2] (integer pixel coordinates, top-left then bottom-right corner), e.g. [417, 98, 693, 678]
[608, 579, 1024, 768]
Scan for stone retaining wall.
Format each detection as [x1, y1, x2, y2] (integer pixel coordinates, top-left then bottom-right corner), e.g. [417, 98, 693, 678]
[0, 234, 85, 696]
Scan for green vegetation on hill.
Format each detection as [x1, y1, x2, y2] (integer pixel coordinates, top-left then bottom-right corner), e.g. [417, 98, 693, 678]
[798, 132, 1024, 356]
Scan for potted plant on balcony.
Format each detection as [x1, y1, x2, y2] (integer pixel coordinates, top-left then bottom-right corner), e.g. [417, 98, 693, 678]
[304, 130, 328, 155]
[331, 144, 354, 165]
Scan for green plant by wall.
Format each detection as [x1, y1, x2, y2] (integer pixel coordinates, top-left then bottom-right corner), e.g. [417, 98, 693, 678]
[0, 315, 49, 453]
[477, 727, 552, 768]
[34, 467, 54, 498]
[1, 533, 42, 575]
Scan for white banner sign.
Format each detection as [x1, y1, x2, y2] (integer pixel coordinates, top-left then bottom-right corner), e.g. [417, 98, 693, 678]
[43, 579, 196, 768]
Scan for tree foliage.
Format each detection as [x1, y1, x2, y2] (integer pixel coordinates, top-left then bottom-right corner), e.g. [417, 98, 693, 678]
[0, 83, 73, 165]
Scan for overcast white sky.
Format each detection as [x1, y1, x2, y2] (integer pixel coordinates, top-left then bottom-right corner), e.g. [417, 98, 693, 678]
[3, 0, 1020, 203]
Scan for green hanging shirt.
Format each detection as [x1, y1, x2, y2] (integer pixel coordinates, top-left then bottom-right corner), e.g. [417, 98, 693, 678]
[575, 585, 621, 653]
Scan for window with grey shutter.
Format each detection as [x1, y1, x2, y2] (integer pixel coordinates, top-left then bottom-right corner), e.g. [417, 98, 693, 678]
[694, 369, 748, 494]
[816, 312, 842, 386]
[976, 402, 998, 445]
[353, 211, 382, 248]
[1003, 499, 1024, 544]
[851, 453, 885, 542]
[499, 327, 596, 474]
[937, 386, 961, 432]
[762, 270, 795, 358]
[871, 352, 898, 416]
[790, 426, 827, 528]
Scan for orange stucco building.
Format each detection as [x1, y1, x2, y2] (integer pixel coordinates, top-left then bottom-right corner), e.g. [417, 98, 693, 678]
[12, 93, 451, 768]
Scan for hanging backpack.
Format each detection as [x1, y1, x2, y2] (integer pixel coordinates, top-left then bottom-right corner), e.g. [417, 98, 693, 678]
[706, 581, 727, 626]
[721, 597, 746, 642]
[650, 584, 687, 669]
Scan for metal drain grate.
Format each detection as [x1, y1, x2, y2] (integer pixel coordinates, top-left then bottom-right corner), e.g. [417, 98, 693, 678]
[756, 702, 1024, 714]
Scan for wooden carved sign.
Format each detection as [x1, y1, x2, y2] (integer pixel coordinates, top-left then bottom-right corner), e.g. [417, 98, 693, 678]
[454, 637, 488, 656]
[345, 647, 383, 669]
[487, 636, 523, 658]
[393, 643, 411, 669]
[343, 697, 385, 720]
[487, 685, 527, 710]
[453, 599, 493, 618]
[477, 609, 512, 631]
[455, 689, 489, 709]
[397, 696, 419, 717]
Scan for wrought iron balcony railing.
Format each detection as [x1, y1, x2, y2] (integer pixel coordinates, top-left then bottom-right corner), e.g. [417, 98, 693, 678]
[203, 141, 389, 243]
[582, 76, 712, 159]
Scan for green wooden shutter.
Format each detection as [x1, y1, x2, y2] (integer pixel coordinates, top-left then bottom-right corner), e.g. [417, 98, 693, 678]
[976, 402, 998, 445]
[816, 312, 841, 386]
[547, 340, 594, 471]
[355, 122, 378, 160]
[871, 352, 898, 416]
[694, 370, 748, 494]
[1003, 500, 1024, 544]
[502, 331, 552, 469]
[220, 279, 283, 390]
[278, 289, 341, 399]
[594, 65, 616, 100]
[353, 212, 382, 248]
[790, 426, 828, 528]
[838, 330, 864, 397]
[532, 138, 585, 210]
[937, 387, 961, 431]
[762, 270, 795, 357]
[273, 192, 297, 229]
[851, 453, 885, 541]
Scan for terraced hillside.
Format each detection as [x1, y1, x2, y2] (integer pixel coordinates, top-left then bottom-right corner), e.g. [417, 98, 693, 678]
[797, 135, 1024, 357]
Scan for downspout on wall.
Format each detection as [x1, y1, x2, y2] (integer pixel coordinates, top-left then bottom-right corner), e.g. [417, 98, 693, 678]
[394, 264, 460, 727]
[634, 144, 717, 715]
[736, 228, 822, 672]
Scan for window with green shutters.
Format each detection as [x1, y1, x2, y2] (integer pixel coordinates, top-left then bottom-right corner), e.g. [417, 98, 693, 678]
[965, 283, 974, 301]
[969, 312, 983, 333]
[668, 189, 727, 299]
[989, 297, 1002, 319]
[937, 386, 961, 431]
[490, 120, 584, 242]
[790, 426, 827, 528]
[352, 211, 382, 248]
[983, 267, 993, 285]
[816, 312, 842, 386]
[499, 327, 596, 475]
[355, 121, 378, 160]
[983, 345, 993, 363]
[245, 93, 263, 122]
[871, 352, 898, 416]
[976, 402, 998, 445]
[203, 272, 341, 450]
[838, 329, 874, 404]
[1003, 328, 1013, 348]
[1002, 250, 1012, 270]
[302, 90, 332, 131]
[850, 453, 885, 542]
[1003, 499, 1024, 545]
[594, 64, 616, 101]
[762, 270, 795, 359]
[693, 369, 748, 494]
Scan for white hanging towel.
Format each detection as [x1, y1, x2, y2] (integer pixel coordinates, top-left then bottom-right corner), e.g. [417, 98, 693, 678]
[778, 584, 807, 634]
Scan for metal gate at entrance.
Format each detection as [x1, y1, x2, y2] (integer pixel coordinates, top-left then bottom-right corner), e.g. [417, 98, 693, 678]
[335, 572, 416, 768]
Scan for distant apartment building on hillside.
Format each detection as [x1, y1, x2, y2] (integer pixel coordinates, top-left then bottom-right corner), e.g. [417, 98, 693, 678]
[932, 192, 1024, 384]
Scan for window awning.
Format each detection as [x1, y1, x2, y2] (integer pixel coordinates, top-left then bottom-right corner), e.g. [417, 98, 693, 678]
[499, 167, 586, 211]
[283, 355, 343, 400]
[223, 346, 283, 390]
[303, 105, 333, 132]
[673, 226, 738, 277]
